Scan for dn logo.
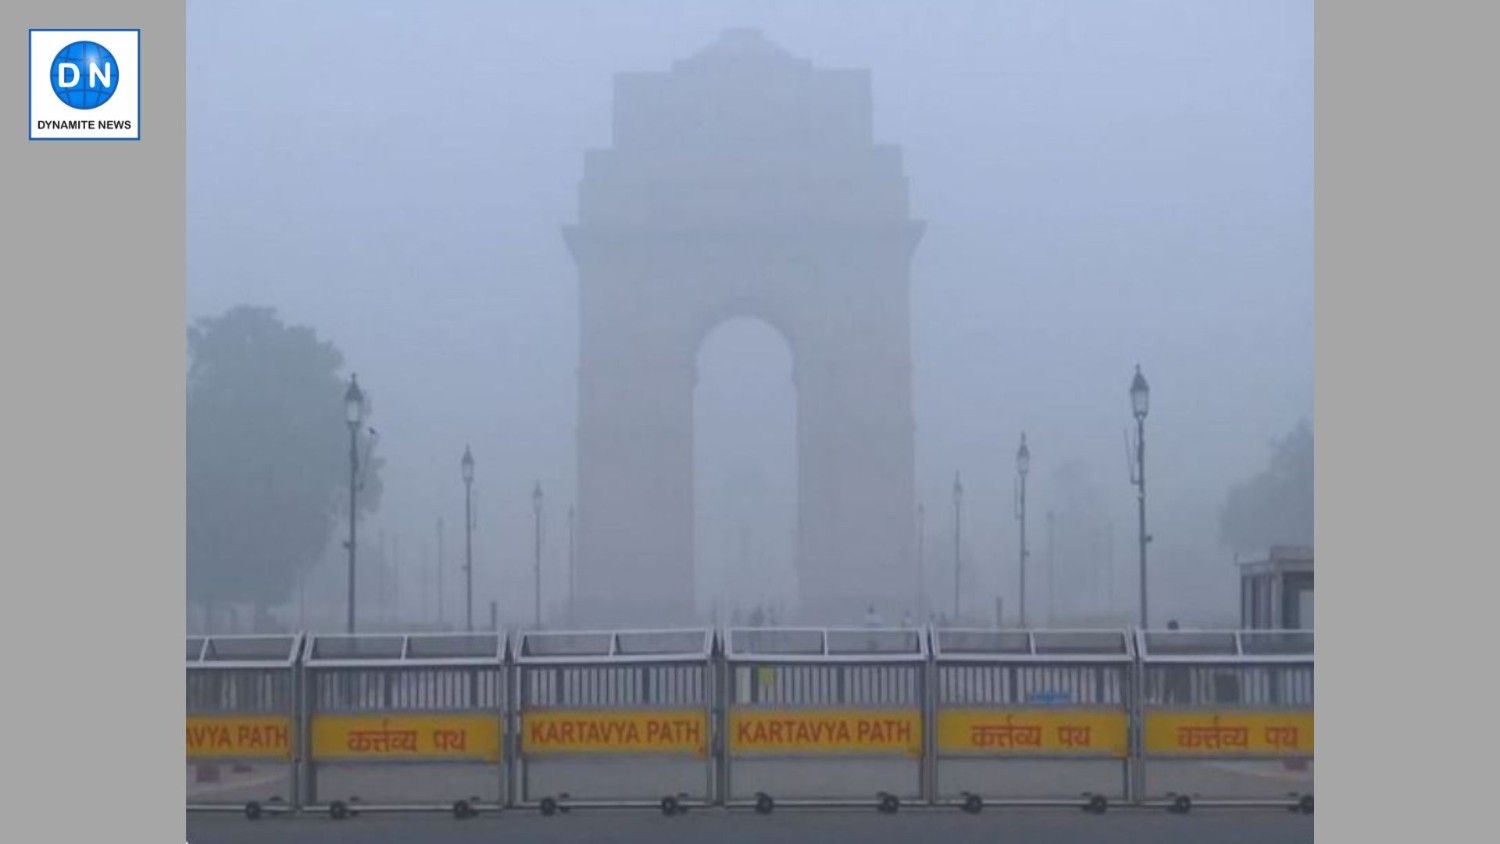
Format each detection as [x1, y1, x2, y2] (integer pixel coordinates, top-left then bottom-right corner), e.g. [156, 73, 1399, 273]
[50, 40, 118, 109]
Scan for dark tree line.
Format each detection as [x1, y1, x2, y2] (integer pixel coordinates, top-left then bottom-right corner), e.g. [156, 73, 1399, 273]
[1220, 419, 1313, 554]
[188, 305, 382, 631]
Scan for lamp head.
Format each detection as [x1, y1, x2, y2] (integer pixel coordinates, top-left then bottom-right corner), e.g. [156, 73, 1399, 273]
[1130, 364, 1150, 420]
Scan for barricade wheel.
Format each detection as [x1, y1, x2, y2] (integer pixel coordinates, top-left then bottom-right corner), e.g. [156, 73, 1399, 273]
[539, 797, 558, 816]
[661, 795, 680, 816]
[962, 793, 983, 814]
[328, 801, 348, 821]
[754, 793, 775, 814]
[1087, 795, 1108, 814]
[244, 801, 261, 821]
[878, 793, 900, 814]
[1170, 795, 1192, 814]
[1299, 795, 1313, 815]
[453, 799, 472, 819]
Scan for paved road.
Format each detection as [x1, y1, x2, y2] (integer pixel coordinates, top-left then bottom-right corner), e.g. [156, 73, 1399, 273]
[189, 807, 1312, 843]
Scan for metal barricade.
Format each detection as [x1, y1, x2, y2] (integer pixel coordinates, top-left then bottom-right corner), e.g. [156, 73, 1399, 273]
[186, 634, 303, 816]
[723, 627, 928, 810]
[514, 628, 717, 811]
[301, 632, 507, 816]
[1133, 629, 1313, 811]
[931, 629, 1135, 810]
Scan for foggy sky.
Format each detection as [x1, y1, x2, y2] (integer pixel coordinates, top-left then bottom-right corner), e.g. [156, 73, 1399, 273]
[187, 0, 1312, 628]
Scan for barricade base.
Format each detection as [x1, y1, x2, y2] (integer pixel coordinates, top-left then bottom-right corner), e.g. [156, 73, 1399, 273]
[727, 757, 920, 803]
[519, 757, 711, 804]
[308, 761, 502, 807]
[185, 763, 294, 807]
[935, 758, 1127, 802]
[1141, 757, 1313, 802]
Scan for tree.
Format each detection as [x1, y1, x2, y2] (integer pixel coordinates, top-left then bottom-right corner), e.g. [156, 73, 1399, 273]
[187, 305, 382, 630]
[1219, 419, 1313, 554]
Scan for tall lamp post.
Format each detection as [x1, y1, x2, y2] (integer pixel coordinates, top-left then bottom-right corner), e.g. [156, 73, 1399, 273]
[1047, 509, 1057, 624]
[952, 471, 963, 620]
[343, 374, 364, 633]
[532, 481, 544, 628]
[1128, 365, 1151, 628]
[916, 502, 926, 623]
[1015, 433, 1030, 628]
[567, 504, 576, 626]
[461, 446, 475, 632]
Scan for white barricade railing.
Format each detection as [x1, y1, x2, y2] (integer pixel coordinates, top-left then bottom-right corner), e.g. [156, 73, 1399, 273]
[1133, 630, 1313, 812]
[186, 634, 303, 817]
[931, 629, 1135, 811]
[299, 633, 507, 817]
[184, 626, 1312, 817]
[513, 628, 717, 813]
[723, 627, 929, 811]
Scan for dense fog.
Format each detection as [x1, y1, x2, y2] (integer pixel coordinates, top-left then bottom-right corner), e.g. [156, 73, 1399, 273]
[187, 1, 1311, 632]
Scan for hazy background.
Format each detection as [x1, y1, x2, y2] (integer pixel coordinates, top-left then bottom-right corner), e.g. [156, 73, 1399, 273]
[187, 0, 1312, 630]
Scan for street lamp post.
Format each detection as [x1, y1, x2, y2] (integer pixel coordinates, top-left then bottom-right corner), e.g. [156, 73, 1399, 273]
[1015, 433, 1030, 628]
[436, 517, 445, 628]
[916, 502, 926, 623]
[1128, 365, 1151, 628]
[1047, 509, 1057, 625]
[343, 374, 364, 633]
[532, 481, 544, 628]
[461, 446, 474, 632]
[952, 472, 963, 620]
[567, 504, 576, 626]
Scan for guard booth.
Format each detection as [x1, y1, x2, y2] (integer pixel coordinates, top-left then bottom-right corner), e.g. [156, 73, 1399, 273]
[1240, 546, 1314, 630]
[723, 627, 928, 810]
[1134, 629, 1313, 811]
[930, 629, 1135, 810]
[300, 633, 507, 817]
[513, 629, 717, 812]
[186, 634, 303, 816]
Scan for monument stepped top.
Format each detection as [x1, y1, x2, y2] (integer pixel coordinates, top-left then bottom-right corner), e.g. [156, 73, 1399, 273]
[671, 28, 814, 74]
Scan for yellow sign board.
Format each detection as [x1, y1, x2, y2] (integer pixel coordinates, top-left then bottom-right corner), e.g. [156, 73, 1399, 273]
[311, 714, 502, 762]
[1144, 710, 1313, 756]
[186, 715, 292, 760]
[729, 709, 922, 756]
[522, 709, 708, 756]
[937, 708, 1128, 757]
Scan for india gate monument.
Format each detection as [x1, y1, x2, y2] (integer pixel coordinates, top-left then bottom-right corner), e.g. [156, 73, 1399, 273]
[566, 29, 923, 625]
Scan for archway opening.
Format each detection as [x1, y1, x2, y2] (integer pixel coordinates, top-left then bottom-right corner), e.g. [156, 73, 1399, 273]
[694, 317, 798, 623]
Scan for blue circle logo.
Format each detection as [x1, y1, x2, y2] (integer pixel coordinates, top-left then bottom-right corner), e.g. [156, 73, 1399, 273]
[50, 41, 118, 110]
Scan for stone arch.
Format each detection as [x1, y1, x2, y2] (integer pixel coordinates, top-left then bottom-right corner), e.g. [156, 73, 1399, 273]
[692, 315, 799, 619]
[565, 29, 923, 625]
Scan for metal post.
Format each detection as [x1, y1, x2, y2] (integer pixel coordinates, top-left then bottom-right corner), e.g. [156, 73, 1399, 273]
[346, 421, 358, 633]
[533, 481, 543, 628]
[953, 472, 963, 620]
[1015, 436, 1028, 628]
[1107, 517, 1116, 619]
[1048, 509, 1057, 625]
[1136, 415, 1148, 628]
[1019, 488, 1026, 628]
[1127, 365, 1151, 629]
[567, 504, 576, 626]
[464, 478, 474, 632]
[916, 502, 926, 622]
[436, 517, 445, 628]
